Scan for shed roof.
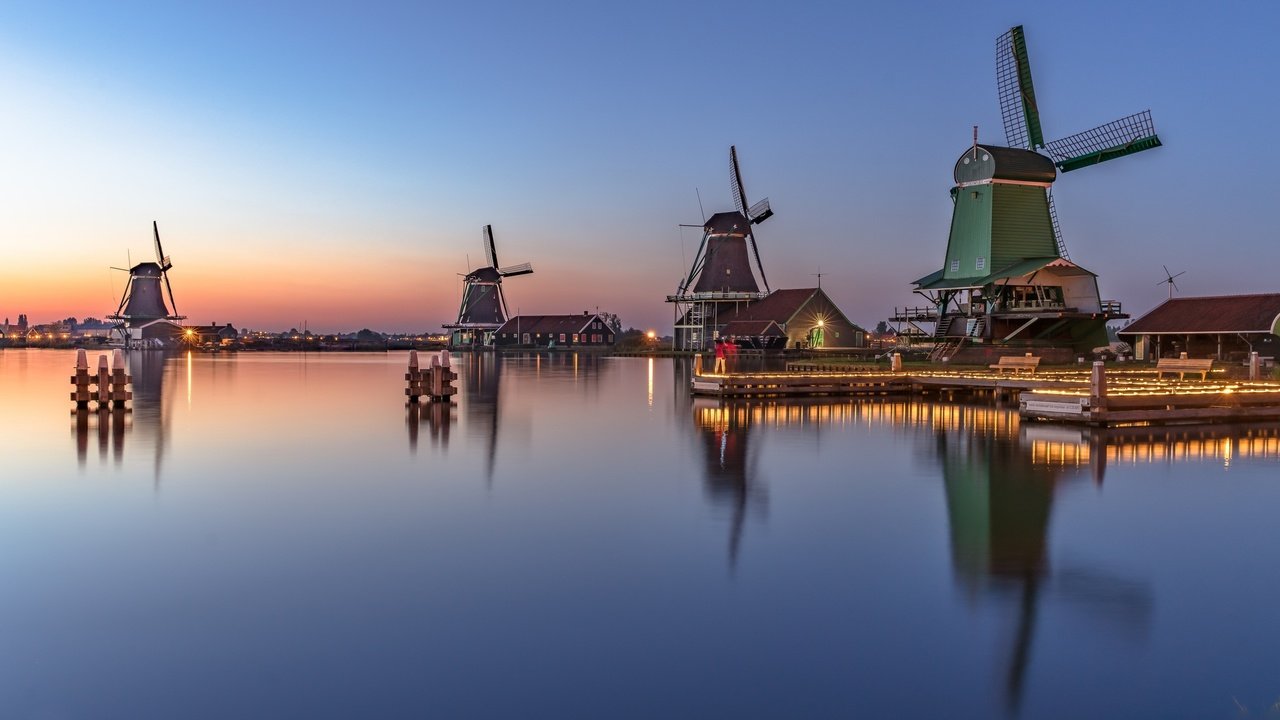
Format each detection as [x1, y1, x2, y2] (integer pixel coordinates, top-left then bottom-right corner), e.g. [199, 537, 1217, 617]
[495, 314, 602, 336]
[719, 288, 819, 323]
[1119, 294, 1280, 336]
[721, 320, 785, 337]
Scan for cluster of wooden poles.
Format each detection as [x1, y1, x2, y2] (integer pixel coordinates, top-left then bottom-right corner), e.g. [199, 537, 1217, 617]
[406, 350, 458, 403]
[70, 349, 132, 410]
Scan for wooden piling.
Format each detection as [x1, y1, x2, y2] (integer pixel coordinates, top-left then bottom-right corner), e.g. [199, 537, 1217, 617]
[1250, 352, 1260, 381]
[109, 349, 132, 408]
[1090, 361, 1107, 412]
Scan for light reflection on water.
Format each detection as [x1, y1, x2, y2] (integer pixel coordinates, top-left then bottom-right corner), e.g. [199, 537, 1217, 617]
[3, 348, 1280, 718]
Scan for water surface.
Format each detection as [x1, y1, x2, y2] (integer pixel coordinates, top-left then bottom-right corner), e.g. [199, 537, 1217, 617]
[2, 349, 1279, 718]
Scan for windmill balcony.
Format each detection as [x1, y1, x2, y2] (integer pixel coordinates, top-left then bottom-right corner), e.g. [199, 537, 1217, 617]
[891, 306, 939, 323]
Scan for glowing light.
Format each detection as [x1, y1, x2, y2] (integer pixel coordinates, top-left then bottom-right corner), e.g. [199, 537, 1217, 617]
[646, 330, 656, 340]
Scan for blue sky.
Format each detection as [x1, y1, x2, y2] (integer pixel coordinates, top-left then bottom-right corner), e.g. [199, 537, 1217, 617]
[1, 0, 1276, 331]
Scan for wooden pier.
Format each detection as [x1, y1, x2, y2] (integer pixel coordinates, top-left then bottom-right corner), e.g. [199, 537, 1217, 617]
[690, 353, 1280, 427]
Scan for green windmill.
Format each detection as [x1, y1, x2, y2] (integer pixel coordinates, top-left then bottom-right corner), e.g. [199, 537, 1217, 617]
[898, 25, 1162, 358]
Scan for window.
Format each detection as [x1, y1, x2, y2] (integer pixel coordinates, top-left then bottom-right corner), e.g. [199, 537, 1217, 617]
[559, 333, 566, 343]
[950, 260, 960, 272]
[976, 257, 986, 271]
[573, 334, 579, 343]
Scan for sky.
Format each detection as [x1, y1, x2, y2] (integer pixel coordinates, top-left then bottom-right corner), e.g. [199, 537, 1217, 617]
[1, 0, 1277, 333]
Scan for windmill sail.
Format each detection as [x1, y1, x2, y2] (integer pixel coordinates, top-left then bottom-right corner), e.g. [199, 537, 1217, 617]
[1044, 110, 1162, 172]
[996, 26, 1045, 150]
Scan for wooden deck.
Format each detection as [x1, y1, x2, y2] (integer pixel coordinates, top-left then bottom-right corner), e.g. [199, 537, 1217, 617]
[690, 365, 1280, 427]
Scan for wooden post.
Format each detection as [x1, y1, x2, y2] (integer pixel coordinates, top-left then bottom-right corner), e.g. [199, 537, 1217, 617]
[693, 353, 703, 376]
[891, 352, 902, 373]
[406, 350, 423, 403]
[1090, 360, 1107, 413]
[70, 349, 93, 408]
[96, 355, 110, 406]
[1250, 351, 1260, 381]
[109, 349, 131, 408]
[1179, 351, 1187, 360]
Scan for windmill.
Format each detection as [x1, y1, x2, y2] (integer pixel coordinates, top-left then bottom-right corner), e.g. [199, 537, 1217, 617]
[901, 25, 1160, 356]
[443, 225, 534, 348]
[997, 24, 1162, 258]
[108, 222, 186, 348]
[1157, 265, 1185, 299]
[666, 146, 774, 351]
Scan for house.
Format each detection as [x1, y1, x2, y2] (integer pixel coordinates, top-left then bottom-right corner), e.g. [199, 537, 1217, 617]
[1118, 294, 1280, 361]
[492, 313, 615, 348]
[183, 323, 239, 346]
[715, 288, 865, 349]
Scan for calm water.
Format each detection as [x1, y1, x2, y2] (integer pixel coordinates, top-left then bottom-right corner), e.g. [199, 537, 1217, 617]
[2, 349, 1280, 719]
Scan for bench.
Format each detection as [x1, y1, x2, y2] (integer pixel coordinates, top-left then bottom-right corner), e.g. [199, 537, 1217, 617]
[1156, 358, 1213, 380]
[990, 355, 1040, 375]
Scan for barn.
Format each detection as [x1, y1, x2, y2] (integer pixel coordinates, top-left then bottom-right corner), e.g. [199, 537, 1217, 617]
[1118, 294, 1280, 361]
[493, 313, 616, 348]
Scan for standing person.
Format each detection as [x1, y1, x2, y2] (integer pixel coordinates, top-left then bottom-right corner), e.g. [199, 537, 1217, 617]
[713, 338, 727, 374]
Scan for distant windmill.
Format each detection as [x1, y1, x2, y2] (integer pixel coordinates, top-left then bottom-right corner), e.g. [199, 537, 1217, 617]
[443, 225, 534, 348]
[1157, 265, 1186, 299]
[108, 222, 186, 347]
[666, 145, 774, 351]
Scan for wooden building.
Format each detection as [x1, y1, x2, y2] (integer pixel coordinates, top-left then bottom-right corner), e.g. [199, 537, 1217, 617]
[184, 323, 239, 346]
[493, 313, 616, 348]
[1118, 294, 1280, 361]
[715, 288, 865, 349]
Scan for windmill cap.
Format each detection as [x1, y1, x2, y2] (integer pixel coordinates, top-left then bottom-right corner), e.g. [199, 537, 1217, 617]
[703, 211, 750, 236]
[954, 144, 1056, 184]
[128, 261, 166, 275]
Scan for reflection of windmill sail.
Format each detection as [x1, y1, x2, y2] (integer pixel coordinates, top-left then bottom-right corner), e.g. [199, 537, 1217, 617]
[692, 399, 767, 571]
[461, 352, 501, 484]
[935, 419, 1152, 713]
[127, 350, 170, 487]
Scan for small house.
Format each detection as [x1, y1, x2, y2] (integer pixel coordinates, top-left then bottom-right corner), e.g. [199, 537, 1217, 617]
[493, 313, 616, 348]
[715, 288, 865, 349]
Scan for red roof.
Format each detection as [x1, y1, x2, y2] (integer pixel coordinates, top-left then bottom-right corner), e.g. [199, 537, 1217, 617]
[1120, 294, 1280, 335]
[719, 288, 819, 323]
[721, 320, 785, 337]
[495, 314, 602, 336]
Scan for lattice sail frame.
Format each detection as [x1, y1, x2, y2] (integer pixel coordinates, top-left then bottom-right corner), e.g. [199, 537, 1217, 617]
[1044, 110, 1161, 172]
[996, 26, 1043, 151]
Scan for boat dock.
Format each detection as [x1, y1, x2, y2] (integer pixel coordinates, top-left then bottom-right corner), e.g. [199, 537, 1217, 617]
[690, 360, 1280, 427]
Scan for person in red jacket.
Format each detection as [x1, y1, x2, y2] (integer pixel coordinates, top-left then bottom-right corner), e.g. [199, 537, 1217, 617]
[713, 338, 727, 374]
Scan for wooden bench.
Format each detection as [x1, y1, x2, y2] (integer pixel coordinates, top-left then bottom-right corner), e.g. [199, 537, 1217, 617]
[990, 355, 1040, 375]
[1156, 358, 1213, 380]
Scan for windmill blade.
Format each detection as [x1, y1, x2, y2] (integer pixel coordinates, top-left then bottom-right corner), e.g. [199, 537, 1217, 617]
[1170, 271, 1186, 281]
[1046, 189, 1068, 259]
[996, 26, 1045, 150]
[747, 197, 773, 225]
[498, 262, 533, 277]
[1045, 110, 1161, 172]
[153, 221, 172, 270]
[163, 272, 177, 316]
[483, 225, 498, 269]
[746, 227, 770, 294]
[729, 146, 749, 219]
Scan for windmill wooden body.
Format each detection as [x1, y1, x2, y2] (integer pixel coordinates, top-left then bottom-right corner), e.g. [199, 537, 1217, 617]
[108, 222, 187, 348]
[667, 146, 773, 351]
[443, 225, 533, 349]
[895, 26, 1161, 359]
